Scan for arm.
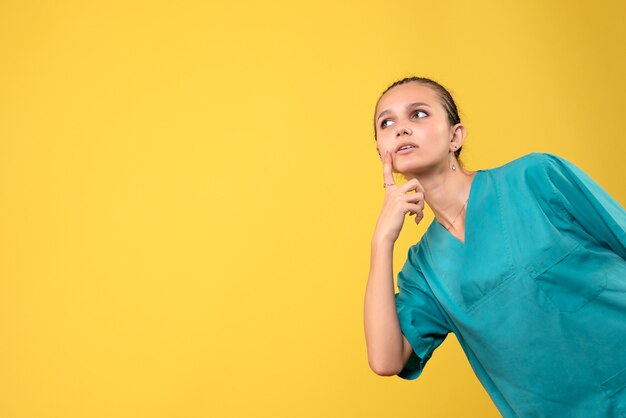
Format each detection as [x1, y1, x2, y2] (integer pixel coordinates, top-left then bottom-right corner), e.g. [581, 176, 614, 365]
[364, 237, 413, 376]
[364, 150, 425, 376]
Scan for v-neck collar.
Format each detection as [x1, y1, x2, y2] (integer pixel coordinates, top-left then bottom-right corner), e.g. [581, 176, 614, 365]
[431, 169, 484, 247]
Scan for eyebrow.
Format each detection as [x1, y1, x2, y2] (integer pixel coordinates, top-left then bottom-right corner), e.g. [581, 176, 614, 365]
[376, 102, 432, 121]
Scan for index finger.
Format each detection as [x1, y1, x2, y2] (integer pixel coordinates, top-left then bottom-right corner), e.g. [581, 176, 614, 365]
[382, 150, 396, 188]
[399, 177, 425, 194]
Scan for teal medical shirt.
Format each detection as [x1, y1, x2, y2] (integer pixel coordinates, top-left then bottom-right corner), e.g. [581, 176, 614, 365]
[394, 153, 626, 417]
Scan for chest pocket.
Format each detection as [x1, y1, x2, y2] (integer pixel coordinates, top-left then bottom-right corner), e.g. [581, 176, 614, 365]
[525, 242, 608, 313]
[501, 179, 607, 313]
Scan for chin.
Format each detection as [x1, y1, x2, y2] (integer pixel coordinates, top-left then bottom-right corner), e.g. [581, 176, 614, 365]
[395, 159, 431, 177]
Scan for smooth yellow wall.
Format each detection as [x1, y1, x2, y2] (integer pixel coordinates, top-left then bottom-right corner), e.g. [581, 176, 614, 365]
[1, 1, 624, 417]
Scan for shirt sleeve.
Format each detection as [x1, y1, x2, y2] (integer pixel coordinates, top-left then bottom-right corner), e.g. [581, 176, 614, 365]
[394, 245, 451, 380]
[539, 153, 626, 259]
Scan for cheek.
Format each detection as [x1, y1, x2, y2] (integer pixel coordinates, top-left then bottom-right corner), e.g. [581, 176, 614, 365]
[420, 122, 450, 145]
[376, 136, 393, 154]
[424, 121, 446, 136]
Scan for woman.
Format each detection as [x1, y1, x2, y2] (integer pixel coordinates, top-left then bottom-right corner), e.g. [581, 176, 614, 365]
[363, 77, 626, 417]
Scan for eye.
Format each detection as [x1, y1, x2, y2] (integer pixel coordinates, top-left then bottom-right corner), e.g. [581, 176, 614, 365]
[412, 110, 428, 119]
[380, 119, 394, 129]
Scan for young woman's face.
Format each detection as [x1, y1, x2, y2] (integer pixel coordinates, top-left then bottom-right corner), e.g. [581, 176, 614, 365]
[374, 82, 454, 177]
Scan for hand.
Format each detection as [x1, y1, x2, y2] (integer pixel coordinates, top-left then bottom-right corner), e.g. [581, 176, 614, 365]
[373, 150, 425, 243]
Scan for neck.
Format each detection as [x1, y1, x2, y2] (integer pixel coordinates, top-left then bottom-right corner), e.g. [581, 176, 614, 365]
[407, 163, 476, 225]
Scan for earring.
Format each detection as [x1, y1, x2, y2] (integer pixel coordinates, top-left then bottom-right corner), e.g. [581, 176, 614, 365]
[449, 151, 457, 171]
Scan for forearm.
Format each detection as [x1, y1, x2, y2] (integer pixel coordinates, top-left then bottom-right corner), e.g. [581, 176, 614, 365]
[364, 236, 405, 376]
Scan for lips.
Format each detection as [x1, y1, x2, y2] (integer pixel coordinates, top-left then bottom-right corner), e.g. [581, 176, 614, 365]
[395, 142, 418, 153]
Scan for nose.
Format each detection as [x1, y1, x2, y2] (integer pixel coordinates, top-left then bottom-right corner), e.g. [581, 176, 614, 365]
[396, 125, 412, 137]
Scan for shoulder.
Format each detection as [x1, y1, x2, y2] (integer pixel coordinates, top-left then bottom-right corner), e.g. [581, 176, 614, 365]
[482, 152, 572, 184]
[397, 241, 433, 293]
[404, 241, 425, 267]
[401, 225, 438, 275]
[473, 153, 583, 207]
[485, 152, 559, 173]
[398, 241, 427, 278]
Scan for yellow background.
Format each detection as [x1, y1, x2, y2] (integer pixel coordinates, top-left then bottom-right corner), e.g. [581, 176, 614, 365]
[1, 1, 624, 417]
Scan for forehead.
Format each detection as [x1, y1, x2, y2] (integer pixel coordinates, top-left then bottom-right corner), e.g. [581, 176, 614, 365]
[375, 82, 440, 116]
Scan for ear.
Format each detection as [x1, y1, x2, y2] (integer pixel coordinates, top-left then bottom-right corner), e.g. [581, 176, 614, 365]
[449, 123, 467, 151]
